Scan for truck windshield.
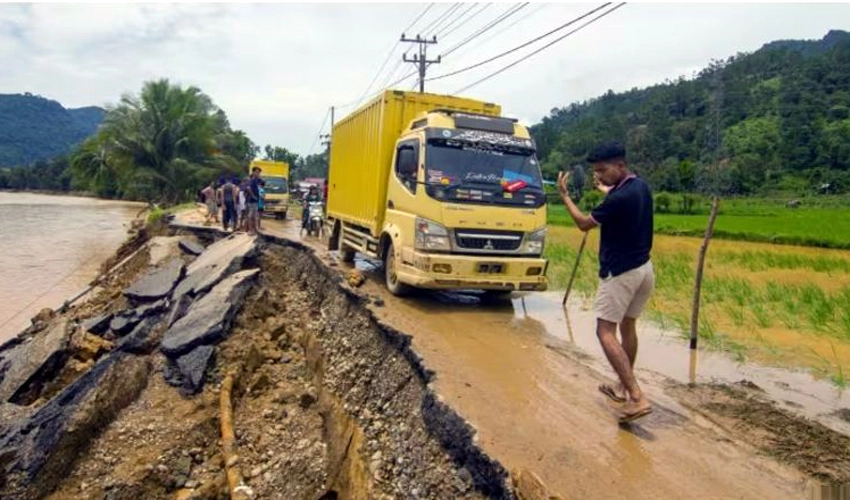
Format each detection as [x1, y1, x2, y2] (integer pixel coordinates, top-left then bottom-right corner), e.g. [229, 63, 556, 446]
[264, 177, 288, 194]
[424, 141, 545, 207]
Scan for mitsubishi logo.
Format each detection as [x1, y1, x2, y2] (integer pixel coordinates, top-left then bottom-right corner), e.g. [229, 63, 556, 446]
[483, 239, 494, 250]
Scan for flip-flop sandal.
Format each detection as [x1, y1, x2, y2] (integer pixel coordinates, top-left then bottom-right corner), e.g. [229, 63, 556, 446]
[598, 383, 627, 403]
[618, 406, 653, 424]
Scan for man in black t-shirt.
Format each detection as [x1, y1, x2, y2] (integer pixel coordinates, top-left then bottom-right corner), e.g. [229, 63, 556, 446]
[557, 141, 655, 424]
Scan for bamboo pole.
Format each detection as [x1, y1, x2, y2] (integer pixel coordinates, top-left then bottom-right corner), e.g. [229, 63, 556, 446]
[689, 196, 720, 383]
[220, 370, 253, 500]
[562, 232, 589, 307]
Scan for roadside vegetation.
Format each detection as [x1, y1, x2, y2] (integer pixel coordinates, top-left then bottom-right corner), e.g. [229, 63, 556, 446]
[545, 225, 850, 385]
[549, 194, 850, 249]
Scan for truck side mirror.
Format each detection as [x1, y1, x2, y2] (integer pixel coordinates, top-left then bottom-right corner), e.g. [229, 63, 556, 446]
[397, 147, 417, 180]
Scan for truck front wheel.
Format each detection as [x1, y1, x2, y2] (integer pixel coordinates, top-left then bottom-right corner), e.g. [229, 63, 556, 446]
[384, 243, 411, 297]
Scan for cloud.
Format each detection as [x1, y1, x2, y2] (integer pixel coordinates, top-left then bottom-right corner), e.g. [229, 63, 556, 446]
[1, 3, 848, 156]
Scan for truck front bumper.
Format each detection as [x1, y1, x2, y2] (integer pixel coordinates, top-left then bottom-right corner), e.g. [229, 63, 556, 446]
[397, 250, 548, 291]
[263, 200, 288, 213]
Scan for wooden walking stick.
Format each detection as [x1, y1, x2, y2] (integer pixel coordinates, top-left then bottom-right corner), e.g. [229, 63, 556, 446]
[562, 231, 589, 307]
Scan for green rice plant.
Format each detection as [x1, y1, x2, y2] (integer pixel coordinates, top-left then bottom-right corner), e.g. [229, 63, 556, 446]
[798, 284, 834, 332]
[765, 281, 785, 303]
[728, 305, 746, 327]
[750, 301, 773, 328]
[698, 317, 716, 342]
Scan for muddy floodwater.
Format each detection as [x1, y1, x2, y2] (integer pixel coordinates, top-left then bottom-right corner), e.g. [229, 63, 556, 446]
[0, 192, 141, 343]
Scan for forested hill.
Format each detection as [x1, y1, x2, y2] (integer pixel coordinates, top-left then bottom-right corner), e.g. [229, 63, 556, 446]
[0, 93, 105, 167]
[531, 30, 850, 194]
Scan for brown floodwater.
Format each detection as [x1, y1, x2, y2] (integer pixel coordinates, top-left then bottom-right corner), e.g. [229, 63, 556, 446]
[0, 192, 142, 343]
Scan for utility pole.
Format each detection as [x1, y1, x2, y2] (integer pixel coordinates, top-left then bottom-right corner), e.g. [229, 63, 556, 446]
[401, 34, 440, 93]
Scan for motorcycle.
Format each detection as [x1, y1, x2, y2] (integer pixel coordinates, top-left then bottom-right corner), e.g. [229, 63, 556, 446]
[303, 201, 324, 238]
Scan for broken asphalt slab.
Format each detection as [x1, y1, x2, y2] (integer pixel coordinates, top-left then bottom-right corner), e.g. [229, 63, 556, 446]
[0, 353, 150, 498]
[163, 345, 216, 395]
[171, 233, 258, 302]
[0, 319, 71, 404]
[160, 269, 260, 358]
[178, 239, 205, 256]
[123, 257, 185, 304]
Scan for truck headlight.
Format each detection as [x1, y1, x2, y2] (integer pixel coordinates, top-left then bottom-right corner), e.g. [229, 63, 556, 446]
[522, 227, 547, 255]
[415, 217, 451, 252]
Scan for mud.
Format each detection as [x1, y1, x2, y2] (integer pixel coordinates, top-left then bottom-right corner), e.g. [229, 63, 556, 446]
[670, 382, 850, 483]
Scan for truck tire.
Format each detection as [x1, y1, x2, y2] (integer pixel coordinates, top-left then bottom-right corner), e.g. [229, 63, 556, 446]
[384, 243, 411, 296]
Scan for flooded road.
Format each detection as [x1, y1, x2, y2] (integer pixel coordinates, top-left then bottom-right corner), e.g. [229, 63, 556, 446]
[175, 207, 843, 498]
[0, 192, 142, 343]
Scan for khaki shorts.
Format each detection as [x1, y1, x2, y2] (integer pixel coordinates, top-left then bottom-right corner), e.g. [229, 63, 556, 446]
[594, 261, 655, 324]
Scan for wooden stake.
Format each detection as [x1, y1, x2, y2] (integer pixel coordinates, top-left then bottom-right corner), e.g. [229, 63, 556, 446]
[689, 196, 720, 359]
[562, 232, 589, 307]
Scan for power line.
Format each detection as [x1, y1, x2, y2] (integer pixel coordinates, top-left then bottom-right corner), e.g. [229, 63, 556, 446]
[403, 2, 435, 34]
[353, 3, 436, 109]
[307, 107, 331, 156]
[429, 3, 613, 83]
[456, 3, 626, 94]
[451, 3, 547, 60]
[440, 3, 491, 40]
[418, 2, 460, 37]
[380, 3, 527, 93]
[442, 3, 529, 58]
[433, 3, 477, 38]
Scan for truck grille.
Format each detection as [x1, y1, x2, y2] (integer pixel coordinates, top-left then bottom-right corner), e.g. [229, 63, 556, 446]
[455, 229, 523, 251]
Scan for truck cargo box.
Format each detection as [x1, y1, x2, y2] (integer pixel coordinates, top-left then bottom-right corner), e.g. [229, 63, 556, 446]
[327, 90, 501, 235]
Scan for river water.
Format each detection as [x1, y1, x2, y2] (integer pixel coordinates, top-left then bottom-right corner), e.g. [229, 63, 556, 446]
[0, 192, 142, 343]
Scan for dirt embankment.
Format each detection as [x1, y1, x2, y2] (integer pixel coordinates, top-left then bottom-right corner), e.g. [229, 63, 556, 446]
[1, 220, 514, 500]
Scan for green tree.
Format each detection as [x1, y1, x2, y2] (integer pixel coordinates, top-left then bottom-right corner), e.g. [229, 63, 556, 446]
[71, 79, 247, 204]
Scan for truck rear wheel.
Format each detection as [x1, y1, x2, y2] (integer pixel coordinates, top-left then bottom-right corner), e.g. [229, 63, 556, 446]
[384, 243, 411, 296]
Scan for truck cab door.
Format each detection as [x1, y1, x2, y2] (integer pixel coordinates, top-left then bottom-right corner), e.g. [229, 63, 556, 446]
[385, 139, 421, 253]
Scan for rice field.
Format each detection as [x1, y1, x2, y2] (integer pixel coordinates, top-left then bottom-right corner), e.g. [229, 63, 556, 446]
[544, 226, 850, 386]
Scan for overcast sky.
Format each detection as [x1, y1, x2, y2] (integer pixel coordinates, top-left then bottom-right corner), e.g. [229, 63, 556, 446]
[2, 2, 848, 156]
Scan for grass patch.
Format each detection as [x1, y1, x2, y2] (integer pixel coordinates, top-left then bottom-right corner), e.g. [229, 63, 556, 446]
[548, 197, 850, 249]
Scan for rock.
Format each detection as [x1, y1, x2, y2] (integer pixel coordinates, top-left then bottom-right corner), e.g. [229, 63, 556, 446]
[179, 239, 205, 256]
[0, 318, 71, 403]
[81, 313, 113, 336]
[163, 345, 216, 395]
[160, 269, 260, 358]
[299, 391, 317, 409]
[172, 233, 258, 302]
[31, 308, 56, 327]
[124, 258, 185, 304]
[74, 332, 113, 361]
[347, 269, 365, 288]
[373, 298, 385, 307]
[109, 313, 140, 337]
[0, 353, 150, 498]
[249, 373, 272, 394]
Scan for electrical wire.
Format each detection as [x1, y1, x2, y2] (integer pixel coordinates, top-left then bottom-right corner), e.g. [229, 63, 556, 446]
[353, 3, 436, 108]
[441, 3, 529, 57]
[455, 3, 626, 94]
[440, 3, 491, 40]
[433, 3, 478, 38]
[429, 3, 612, 82]
[307, 107, 331, 156]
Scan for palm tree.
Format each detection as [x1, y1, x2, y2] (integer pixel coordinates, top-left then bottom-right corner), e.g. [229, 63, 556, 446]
[73, 79, 245, 204]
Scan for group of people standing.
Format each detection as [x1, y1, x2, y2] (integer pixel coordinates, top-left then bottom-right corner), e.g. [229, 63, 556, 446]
[200, 166, 266, 234]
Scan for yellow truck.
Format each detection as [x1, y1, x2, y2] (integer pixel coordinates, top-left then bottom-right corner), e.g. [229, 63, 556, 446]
[249, 159, 289, 219]
[327, 90, 548, 296]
